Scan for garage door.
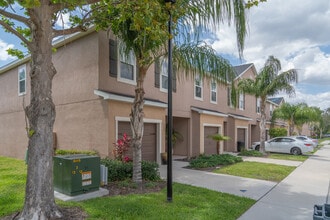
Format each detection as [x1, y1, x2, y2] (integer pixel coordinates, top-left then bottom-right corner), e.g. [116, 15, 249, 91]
[118, 122, 157, 162]
[204, 126, 219, 155]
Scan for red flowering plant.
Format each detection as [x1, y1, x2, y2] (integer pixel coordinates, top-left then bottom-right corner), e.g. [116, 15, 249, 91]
[113, 133, 131, 162]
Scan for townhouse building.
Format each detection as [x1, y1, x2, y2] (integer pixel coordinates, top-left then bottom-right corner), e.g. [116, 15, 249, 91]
[0, 29, 282, 164]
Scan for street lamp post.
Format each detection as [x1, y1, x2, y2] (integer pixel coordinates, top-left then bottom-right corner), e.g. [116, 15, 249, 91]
[165, 0, 175, 202]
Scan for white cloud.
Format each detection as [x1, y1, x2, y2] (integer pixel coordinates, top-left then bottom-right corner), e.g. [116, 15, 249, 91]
[0, 39, 14, 61]
[210, 0, 330, 109]
[55, 13, 71, 29]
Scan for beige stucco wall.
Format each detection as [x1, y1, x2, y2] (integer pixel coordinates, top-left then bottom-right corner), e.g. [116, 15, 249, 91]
[199, 114, 226, 154]
[107, 100, 166, 159]
[54, 99, 108, 157]
[0, 110, 28, 159]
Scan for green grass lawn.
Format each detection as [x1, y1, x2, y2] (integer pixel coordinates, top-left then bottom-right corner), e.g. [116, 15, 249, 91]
[0, 156, 255, 219]
[213, 161, 296, 182]
[0, 156, 26, 217]
[268, 153, 309, 162]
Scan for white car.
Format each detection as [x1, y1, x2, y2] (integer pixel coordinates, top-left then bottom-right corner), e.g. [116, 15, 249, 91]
[293, 136, 318, 148]
[251, 137, 314, 155]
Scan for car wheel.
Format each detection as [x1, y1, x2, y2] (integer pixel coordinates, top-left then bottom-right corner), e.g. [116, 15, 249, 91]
[255, 145, 260, 151]
[291, 147, 301, 155]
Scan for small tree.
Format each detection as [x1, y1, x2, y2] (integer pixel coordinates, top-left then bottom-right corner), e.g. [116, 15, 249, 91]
[208, 134, 230, 154]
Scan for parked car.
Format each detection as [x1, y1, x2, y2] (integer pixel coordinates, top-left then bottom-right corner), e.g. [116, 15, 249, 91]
[251, 137, 314, 155]
[293, 135, 318, 148]
[322, 134, 330, 138]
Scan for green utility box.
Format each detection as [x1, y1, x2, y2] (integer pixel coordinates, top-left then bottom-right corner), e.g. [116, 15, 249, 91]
[53, 154, 100, 196]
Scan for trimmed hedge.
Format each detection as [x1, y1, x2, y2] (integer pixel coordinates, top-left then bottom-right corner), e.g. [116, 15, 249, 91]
[189, 154, 243, 168]
[101, 158, 160, 181]
[55, 149, 98, 156]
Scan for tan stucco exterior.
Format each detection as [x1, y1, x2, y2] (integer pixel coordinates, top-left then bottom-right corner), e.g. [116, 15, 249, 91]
[0, 30, 289, 162]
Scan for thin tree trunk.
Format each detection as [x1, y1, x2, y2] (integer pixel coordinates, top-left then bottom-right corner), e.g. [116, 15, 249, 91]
[130, 66, 147, 184]
[19, 3, 61, 220]
[259, 97, 266, 154]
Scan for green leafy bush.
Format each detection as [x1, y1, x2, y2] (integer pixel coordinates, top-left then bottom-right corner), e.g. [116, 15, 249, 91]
[101, 158, 160, 181]
[238, 150, 263, 157]
[189, 154, 243, 168]
[269, 127, 287, 138]
[55, 149, 98, 155]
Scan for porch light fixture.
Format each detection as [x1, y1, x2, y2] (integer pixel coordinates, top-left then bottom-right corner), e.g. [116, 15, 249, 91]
[165, 0, 175, 202]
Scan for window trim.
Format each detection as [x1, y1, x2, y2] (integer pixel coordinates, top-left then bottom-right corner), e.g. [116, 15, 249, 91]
[117, 43, 137, 86]
[239, 92, 245, 110]
[256, 97, 261, 113]
[210, 80, 217, 104]
[18, 65, 26, 96]
[160, 57, 168, 93]
[194, 74, 203, 100]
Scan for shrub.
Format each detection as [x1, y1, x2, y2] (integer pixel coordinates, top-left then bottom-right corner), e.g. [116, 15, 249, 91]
[269, 127, 287, 138]
[142, 161, 160, 181]
[189, 154, 242, 168]
[238, 149, 263, 157]
[101, 158, 160, 181]
[55, 149, 98, 155]
[113, 133, 131, 161]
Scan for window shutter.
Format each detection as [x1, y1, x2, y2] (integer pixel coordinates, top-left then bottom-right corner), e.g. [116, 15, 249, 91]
[154, 59, 160, 88]
[172, 66, 177, 92]
[109, 39, 118, 77]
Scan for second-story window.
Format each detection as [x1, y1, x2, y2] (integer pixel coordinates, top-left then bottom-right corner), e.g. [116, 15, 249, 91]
[160, 57, 168, 91]
[154, 57, 176, 92]
[227, 87, 233, 107]
[119, 47, 136, 84]
[270, 104, 273, 116]
[210, 80, 217, 103]
[18, 65, 26, 96]
[256, 97, 261, 113]
[194, 74, 203, 100]
[239, 92, 245, 110]
[109, 39, 136, 85]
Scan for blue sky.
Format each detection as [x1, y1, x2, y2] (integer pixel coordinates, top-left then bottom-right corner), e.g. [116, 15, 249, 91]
[1, 0, 330, 110]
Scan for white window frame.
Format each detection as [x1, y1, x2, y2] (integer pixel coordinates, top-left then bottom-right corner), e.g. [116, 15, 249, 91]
[239, 92, 245, 110]
[194, 74, 203, 100]
[210, 80, 217, 104]
[160, 57, 168, 92]
[257, 97, 261, 113]
[117, 42, 137, 85]
[270, 104, 273, 116]
[18, 65, 26, 96]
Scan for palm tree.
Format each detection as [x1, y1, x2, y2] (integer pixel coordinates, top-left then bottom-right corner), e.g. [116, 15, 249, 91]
[93, 0, 248, 183]
[237, 56, 297, 153]
[272, 103, 321, 135]
[208, 134, 230, 154]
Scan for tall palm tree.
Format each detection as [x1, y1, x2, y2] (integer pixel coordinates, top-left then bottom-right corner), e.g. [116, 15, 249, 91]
[93, 0, 247, 183]
[238, 56, 297, 153]
[272, 103, 321, 135]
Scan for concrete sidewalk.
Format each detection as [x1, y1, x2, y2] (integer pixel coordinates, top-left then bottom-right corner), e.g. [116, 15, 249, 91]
[159, 157, 278, 200]
[160, 141, 330, 219]
[239, 142, 330, 220]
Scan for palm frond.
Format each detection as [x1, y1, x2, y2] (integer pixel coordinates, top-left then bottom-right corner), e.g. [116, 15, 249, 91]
[173, 41, 235, 84]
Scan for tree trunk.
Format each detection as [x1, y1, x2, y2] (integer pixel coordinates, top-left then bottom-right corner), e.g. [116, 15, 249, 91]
[130, 66, 147, 184]
[259, 97, 267, 154]
[19, 3, 61, 220]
